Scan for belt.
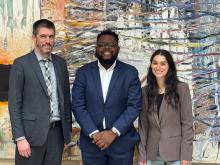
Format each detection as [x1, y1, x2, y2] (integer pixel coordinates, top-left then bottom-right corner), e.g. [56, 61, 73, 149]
[49, 120, 61, 129]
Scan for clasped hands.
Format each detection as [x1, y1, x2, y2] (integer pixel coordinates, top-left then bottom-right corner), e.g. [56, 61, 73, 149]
[91, 130, 117, 150]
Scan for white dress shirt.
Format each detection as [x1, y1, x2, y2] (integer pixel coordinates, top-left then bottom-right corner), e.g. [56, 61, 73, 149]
[89, 60, 120, 137]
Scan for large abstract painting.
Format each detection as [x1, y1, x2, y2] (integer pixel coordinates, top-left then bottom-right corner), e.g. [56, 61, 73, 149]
[0, 0, 220, 163]
[0, 0, 40, 158]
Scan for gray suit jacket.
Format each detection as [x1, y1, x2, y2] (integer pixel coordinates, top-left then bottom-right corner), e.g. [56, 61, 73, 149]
[8, 51, 72, 146]
[138, 82, 193, 162]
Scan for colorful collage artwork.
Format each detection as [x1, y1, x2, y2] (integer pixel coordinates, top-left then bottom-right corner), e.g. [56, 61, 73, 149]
[0, 0, 220, 163]
[0, 0, 40, 158]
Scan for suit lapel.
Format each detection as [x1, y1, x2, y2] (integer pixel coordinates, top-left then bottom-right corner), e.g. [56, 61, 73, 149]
[152, 95, 166, 128]
[91, 61, 104, 103]
[159, 95, 166, 123]
[52, 55, 62, 101]
[152, 104, 160, 128]
[91, 60, 121, 103]
[105, 61, 121, 102]
[29, 52, 48, 96]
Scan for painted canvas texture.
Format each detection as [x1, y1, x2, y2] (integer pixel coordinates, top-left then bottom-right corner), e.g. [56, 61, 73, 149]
[0, 0, 40, 158]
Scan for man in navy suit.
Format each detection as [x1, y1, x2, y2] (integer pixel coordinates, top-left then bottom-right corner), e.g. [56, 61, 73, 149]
[72, 30, 142, 165]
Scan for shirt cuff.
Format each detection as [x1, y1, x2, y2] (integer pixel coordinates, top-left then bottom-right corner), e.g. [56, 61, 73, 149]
[89, 130, 99, 138]
[112, 127, 120, 136]
[16, 136, 26, 141]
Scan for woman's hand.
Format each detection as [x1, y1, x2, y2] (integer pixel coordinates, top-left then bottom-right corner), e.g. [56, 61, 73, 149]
[182, 160, 190, 165]
[138, 161, 147, 165]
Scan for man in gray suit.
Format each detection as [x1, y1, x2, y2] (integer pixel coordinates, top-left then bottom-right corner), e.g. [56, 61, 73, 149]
[8, 19, 72, 165]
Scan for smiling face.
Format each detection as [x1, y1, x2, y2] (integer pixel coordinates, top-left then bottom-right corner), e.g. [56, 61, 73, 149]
[95, 34, 120, 69]
[151, 54, 169, 81]
[32, 27, 55, 58]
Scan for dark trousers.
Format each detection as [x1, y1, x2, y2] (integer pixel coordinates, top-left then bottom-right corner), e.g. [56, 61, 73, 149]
[15, 125, 64, 165]
[82, 147, 134, 165]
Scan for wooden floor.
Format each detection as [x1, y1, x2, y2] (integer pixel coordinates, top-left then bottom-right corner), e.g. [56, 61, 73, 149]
[0, 159, 82, 165]
[0, 159, 218, 165]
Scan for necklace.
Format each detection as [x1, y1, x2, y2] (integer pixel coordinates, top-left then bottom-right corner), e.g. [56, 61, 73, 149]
[158, 88, 165, 94]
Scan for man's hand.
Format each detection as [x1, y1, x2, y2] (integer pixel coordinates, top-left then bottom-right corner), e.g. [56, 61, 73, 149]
[91, 132, 102, 144]
[95, 130, 117, 150]
[17, 139, 31, 158]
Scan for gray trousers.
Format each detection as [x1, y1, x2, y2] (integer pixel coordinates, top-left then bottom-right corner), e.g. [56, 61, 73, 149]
[15, 125, 64, 165]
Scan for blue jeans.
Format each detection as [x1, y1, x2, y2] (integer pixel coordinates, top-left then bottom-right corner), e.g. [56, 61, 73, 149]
[147, 153, 181, 165]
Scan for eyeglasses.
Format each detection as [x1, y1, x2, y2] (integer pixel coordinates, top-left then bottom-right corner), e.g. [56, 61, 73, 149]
[97, 42, 118, 48]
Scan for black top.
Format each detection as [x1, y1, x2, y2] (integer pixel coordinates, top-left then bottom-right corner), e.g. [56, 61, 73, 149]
[157, 93, 164, 116]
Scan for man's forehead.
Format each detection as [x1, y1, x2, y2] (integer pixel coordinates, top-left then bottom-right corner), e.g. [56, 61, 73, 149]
[36, 27, 55, 33]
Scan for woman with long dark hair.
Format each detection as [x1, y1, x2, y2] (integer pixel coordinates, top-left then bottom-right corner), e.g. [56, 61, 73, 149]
[138, 49, 193, 165]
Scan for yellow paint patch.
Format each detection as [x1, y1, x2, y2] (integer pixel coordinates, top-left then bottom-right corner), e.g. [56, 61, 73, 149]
[0, 48, 13, 65]
[0, 102, 8, 117]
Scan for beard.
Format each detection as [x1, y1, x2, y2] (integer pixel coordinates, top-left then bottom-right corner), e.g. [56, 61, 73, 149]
[35, 41, 54, 55]
[95, 51, 118, 66]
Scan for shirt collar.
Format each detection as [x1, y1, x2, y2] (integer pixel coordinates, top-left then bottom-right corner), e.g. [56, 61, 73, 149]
[35, 50, 52, 62]
[98, 60, 117, 71]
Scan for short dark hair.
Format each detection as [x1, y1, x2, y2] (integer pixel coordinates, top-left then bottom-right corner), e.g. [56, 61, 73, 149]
[97, 29, 119, 43]
[33, 19, 55, 35]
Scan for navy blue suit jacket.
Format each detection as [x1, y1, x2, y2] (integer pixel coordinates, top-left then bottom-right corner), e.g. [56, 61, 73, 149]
[72, 60, 142, 154]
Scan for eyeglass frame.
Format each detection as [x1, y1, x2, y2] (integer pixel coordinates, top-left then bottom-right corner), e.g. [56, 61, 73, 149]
[96, 42, 119, 49]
